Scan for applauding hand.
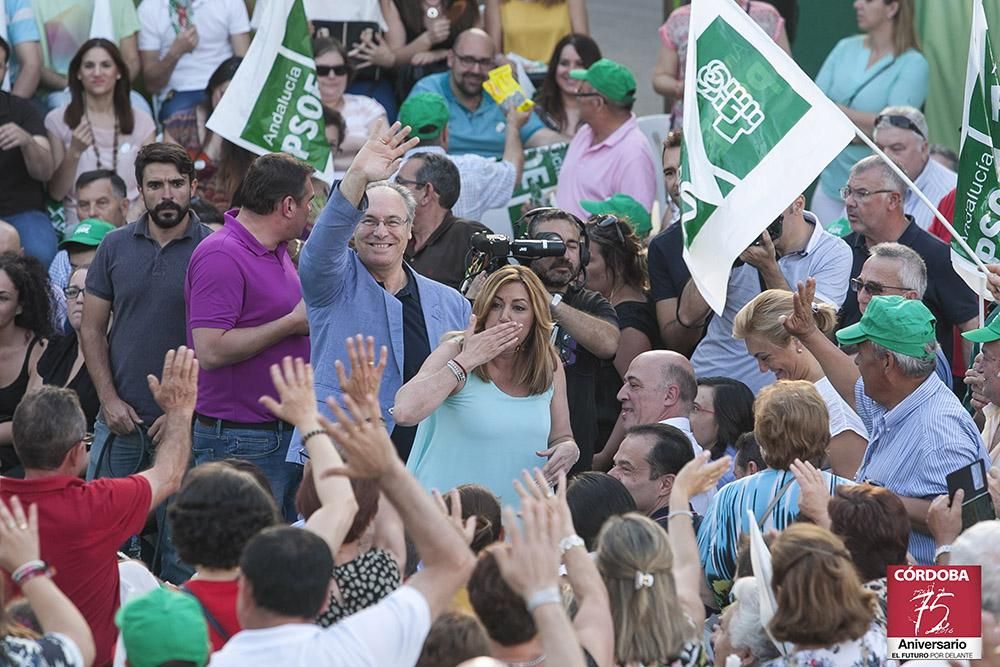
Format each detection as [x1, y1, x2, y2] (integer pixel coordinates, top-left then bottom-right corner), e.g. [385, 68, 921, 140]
[258, 356, 319, 427]
[336, 334, 388, 406]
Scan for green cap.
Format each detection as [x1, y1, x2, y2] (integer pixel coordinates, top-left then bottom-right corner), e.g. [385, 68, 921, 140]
[115, 587, 209, 667]
[570, 58, 636, 105]
[58, 219, 115, 250]
[398, 92, 450, 141]
[581, 193, 652, 238]
[961, 316, 1000, 343]
[835, 295, 937, 359]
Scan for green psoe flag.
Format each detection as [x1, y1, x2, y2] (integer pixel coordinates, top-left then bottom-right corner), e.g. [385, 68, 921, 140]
[206, 0, 334, 183]
[680, 0, 854, 314]
[953, 0, 1000, 301]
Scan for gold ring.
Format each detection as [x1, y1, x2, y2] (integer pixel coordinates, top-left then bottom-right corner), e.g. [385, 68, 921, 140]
[379, 137, 389, 144]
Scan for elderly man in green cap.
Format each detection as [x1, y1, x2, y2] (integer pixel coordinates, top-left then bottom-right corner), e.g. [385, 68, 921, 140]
[398, 91, 525, 221]
[784, 279, 990, 565]
[554, 58, 656, 221]
[116, 586, 211, 666]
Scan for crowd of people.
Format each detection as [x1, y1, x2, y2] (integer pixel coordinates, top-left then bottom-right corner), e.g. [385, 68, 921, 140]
[0, 0, 998, 666]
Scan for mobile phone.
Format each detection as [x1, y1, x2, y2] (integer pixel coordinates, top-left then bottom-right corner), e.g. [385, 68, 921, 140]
[946, 460, 997, 531]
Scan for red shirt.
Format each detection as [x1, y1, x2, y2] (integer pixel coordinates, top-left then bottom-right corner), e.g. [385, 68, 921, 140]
[182, 578, 241, 650]
[0, 474, 152, 667]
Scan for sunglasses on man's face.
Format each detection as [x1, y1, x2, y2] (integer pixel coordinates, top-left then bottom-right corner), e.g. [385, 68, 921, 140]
[316, 64, 349, 78]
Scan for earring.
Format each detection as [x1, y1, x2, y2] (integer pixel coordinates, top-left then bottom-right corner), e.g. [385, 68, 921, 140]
[796, 347, 803, 353]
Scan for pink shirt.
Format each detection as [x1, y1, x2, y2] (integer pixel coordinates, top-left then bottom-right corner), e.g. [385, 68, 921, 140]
[555, 114, 657, 220]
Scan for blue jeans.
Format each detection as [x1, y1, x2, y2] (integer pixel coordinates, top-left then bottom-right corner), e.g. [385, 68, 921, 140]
[192, 419, 302, 521]
[5, 210, 58, 267]
[87, 418, 153, 481]
[158, 90, 206, 123]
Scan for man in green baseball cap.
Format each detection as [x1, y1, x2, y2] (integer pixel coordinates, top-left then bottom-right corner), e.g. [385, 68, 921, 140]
[59, 218, 115, 269]
[116, 587, 210, 667]
[395, 91, 524, 221]
[554, 58, 656, 222]
[785, 283, 989, 565]
[580, 193, 652, 239]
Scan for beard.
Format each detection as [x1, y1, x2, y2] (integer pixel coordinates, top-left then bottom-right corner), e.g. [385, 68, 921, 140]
[148, 201, 188, 229]
[456, 72, 486, 98]
[534, 258, 578, 288]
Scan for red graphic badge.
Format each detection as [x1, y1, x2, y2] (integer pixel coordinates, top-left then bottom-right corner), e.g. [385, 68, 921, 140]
[887, 566, 982, 660]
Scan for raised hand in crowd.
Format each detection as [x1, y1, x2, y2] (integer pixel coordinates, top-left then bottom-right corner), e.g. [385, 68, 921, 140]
[790, 458, 833, 529]
[336, 334, 389, 406]
[260, 357, 357, 555]
[669, 451, 731, 628]
[926, 489, 964, 563]
[340, 121, 420, 206]
[965, 352, 988, 413]
[0, 496, 96, 666]
[432, 488, 477, 546]
[140, 347, 199, 508]
[491, 498, 588, 667]
[986, 265, 1000, 302]
[780, 277, 820, 340]
[513, 468, 615, 667]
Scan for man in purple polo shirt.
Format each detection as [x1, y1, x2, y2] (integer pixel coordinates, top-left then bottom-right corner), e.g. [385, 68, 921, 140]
[554, 58, 656, 220]
[185, 153, 312, 520]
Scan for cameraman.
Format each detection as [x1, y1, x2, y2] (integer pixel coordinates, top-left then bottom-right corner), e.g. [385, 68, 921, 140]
[527, 209, 620, 471]
[678, 194, 853, 393]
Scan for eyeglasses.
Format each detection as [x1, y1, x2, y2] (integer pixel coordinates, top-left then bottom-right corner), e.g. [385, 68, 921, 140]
[875, 114, 925, 139]
[316, 64, 349, 77]
[395, 176, 427, 190]
[692, 402, 715, 415]
[359, 216, 408, 229]
[63, 286, 85, 299]
[839, 186, 895, 202]
[573, 92, 602, 98]
[590, 214, 625, 245]
[850, 277, 912, 296]
[80, 433, 95, 450]
[452, 52, 494, 69]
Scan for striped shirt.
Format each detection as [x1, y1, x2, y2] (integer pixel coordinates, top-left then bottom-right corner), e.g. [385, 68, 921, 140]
[853, 375, 990, 564]
[905, 158, 956, 231]
[697, 467, 853, 607]
[403, 146, 517, 222]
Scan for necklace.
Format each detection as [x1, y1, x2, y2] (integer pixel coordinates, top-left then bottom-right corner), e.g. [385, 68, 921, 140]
[84, 108, 119, 173]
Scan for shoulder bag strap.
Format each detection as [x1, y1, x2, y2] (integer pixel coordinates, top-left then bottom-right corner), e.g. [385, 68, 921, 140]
[757, 476, 796, 529]
[179, 584, 233, 641]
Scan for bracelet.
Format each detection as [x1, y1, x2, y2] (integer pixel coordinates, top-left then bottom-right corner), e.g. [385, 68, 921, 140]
[525, 586, 562, 612]
[446, 359, 467, 385]
[667, 509, 694, 520]
[12, 560, 54, 587]
[301, 428, 326, 446]
[558, 534, 585, 556]
[451, 358, 468, 377]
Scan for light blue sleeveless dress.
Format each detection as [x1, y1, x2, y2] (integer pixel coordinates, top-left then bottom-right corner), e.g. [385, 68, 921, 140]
[406, 373, 554, 507]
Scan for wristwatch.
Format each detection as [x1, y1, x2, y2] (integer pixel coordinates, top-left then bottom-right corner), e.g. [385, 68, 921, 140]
[550, 293, 563, 309]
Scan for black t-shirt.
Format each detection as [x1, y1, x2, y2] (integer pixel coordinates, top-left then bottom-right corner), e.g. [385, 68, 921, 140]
[595, 298, 661, 453]
[648, 223, 691, 302]
[388, 268, 432, 461]
[0, 92, 47, 217]
[555, 285, 618, 471]
[840, 219, 979, 368]
[37, 332, 99, 431]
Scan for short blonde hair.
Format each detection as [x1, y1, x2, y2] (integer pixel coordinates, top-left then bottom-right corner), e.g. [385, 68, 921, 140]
[753, 380, 829, 469]
[769, 524, 875, 645]
[596, 514, 694, 664]
[733, 290, 837, 347]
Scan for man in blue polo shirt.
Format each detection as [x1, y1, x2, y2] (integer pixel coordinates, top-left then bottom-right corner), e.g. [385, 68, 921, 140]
[786, 288, 990, 564]
[406, 28, 561, 158]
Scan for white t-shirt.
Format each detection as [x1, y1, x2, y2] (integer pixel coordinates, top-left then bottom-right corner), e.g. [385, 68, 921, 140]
[659, 416, 714, 515]
[342, 94, 388, 145]
[137, 0, 250, 94]
[208, 586, 431, 667]
[814, 376, 868, 439]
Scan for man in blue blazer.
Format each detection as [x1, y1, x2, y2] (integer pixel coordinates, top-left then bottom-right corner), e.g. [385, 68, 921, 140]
[287, 122, 472, 463]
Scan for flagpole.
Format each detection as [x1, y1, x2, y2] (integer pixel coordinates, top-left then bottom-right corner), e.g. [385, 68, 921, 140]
[853, 129, 991, 277]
